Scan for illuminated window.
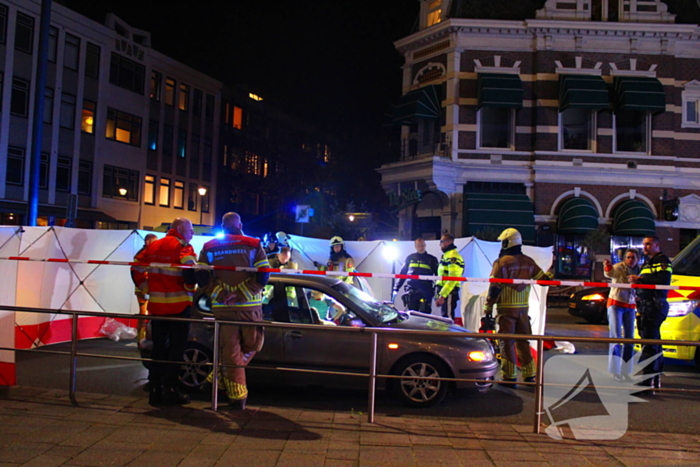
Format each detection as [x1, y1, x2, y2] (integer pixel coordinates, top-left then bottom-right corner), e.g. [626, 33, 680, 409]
[164, 77, 175, 106]
[102, 165, 138, 200]
[324, 144, 331, 163]
[174, 180, 184, 209]
[81, 100, 95, 134]
[248, 92, 263, 101]
[144, 175, 155, 205]
[262, 158, 269, 177]
[178, 83, 189, 111]
[159, 177, 171, 207]
[105, 108, 142, 146]
[233, 106, 243, 129]
[426, 0, 442, 27]
[245, 152, 260, 175]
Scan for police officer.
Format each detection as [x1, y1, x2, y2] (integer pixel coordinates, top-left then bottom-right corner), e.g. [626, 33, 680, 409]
[393, 238, 438, 313]
[435, 233, 465, 321]
[628, 235, 672, 393]
[483, 228, 551, 387]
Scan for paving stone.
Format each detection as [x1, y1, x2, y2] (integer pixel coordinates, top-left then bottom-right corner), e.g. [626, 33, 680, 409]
[276, 451, 326, 467]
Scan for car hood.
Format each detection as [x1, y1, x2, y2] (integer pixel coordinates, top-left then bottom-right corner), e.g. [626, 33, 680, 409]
[389, 311, 473, 334]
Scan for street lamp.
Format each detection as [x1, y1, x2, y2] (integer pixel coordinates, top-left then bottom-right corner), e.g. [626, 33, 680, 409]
[118, 187, 127, 196]
[198, 187, 207, 225]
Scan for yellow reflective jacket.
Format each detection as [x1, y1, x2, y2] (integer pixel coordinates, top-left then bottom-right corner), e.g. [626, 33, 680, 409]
[436, 246, 464, 298]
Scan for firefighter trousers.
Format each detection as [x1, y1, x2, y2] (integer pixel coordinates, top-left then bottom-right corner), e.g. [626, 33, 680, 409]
[496, 306, 535, 379]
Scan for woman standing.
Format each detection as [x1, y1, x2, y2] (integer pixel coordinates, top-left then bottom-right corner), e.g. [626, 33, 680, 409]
[603, 248, 640, 381]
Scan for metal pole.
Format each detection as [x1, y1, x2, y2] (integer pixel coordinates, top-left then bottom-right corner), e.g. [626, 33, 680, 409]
[533, 339, 545, 434]
[69, 313, 78, 405]
[27, 0, 52, 226]
[211, 321, 220, 411]
[367, 331, 378, 423]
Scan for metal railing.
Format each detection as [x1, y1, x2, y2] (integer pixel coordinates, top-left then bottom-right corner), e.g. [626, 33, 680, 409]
[1, 304, 698, 434]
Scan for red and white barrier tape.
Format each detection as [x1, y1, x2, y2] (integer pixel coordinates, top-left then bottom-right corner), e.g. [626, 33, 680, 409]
[0, 255, 695, 292]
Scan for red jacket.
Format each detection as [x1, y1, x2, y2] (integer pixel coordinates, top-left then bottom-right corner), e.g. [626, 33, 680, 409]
[133, 230, 197, 315]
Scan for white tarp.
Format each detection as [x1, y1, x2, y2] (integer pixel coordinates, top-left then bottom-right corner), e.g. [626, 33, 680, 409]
[0, 227, 553, 348]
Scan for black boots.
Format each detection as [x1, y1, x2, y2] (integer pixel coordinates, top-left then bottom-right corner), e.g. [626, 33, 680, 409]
[148, 384, 163, 406]
[228, 398, 247, 410]
[149, 385, 190, 406]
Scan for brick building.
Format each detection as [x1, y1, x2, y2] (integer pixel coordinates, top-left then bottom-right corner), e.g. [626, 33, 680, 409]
[378, 0, 700, 278]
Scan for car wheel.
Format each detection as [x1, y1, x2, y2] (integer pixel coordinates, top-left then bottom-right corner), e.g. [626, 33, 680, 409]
[392, 354, 450, 408]
[179, 342, 213, 392]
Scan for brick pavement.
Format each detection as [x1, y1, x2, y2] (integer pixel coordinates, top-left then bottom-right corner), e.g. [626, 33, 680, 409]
[1, 386, 699, 466]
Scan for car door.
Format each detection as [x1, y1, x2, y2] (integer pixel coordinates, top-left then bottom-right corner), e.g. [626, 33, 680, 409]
[253, 281, 286, 367]
[282, 285, 374, 374]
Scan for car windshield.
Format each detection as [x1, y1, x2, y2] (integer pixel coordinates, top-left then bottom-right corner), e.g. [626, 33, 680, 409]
[332, 282, 399, 323]
[673, 235, 700, 277]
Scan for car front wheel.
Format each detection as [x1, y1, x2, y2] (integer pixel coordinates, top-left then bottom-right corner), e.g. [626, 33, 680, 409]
[393, 355, 450, 408]
[179, 342, 213, 392]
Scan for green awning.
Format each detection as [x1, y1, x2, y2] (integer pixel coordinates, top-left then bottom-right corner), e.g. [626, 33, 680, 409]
[557, 197, 599, 234]
[612, 199, 656, 236]
[613, 76, 666, 113]
[559, 74, 609, 111]
[392, 84, 442, 125]
[463, 192, 535, 244]
[477, 73, 523, 109]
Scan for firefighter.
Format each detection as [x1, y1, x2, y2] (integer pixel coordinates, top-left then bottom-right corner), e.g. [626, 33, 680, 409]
[628, 235, 672, 394]
[133, 219, 197, 406]
[131, 233, 157, 344]
[314, 236, 357, 286]
[198, 212, 270, 409]
[483, 228, 551, 387]
[435, 233, 465, 322]
[393, 237, 439, 313]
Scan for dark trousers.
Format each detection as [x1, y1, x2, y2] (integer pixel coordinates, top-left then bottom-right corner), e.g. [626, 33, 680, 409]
[403, 286, 434, 313]
[440, 288, 460, 320]
[149, 308, 190, 390]
[637, 301, 668, 374]
[497, 307, 535, 379]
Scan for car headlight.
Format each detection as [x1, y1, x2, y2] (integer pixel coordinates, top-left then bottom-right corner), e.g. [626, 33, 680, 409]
[667, 300, 698, 318]
[468, 350, 488, 362]
[581, 293, 606, 302]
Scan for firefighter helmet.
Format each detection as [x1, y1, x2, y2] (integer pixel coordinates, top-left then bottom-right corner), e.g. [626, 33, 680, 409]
[497, 228, 522, 249]
[276, 231, 289, 246]
[330, 236, 344, 247]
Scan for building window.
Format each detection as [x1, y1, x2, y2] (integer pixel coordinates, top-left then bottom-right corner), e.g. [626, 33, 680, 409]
[192, 89, 202, 116]
[109, 53, 145, 95]
[426, 0, 442, 27]
[64, 34, 80, 71]
[81, 100, 95, 134]
[10, 77, 30, 117]
[560, 108, 594, 151]
[144, 175, 155, 204]
[6, 147, 24, 185]
[555, 234, 594, 279]
[0, 4, 7, 45]
[39, 153, 49, 189]
[85, 43, 100, 78]
[47, 26, 58, 62]
[105, 108, 142, 146]
[78, 160, 92, 195]
[43, 87, 54, 124]
[614, 110, 649, 153]
[174, 180, 184, 209]
[205, 94, 214, 121]
[15, 12, 33, 54]
[103, 165, 138, 200]
[164, 77, 175, 106]
[233, 106, 243, 129]
[478, 107, 513, 149]
[162, 125, 173, 155]
[177, 129, 186, 158]
[188, 183, 197, 211]
[56, 156, 71, 192]
[201, 186, 210, 213]
[178, 83, 189, 111]
[148, 120, 158, 151]
[159, 177, 171, 207]
[59, 93, 76, 129]
[150, 71, 162, 101]
[682, 85, 700, 129]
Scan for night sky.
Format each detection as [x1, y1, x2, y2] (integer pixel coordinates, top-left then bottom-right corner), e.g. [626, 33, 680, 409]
[57, 0, 420, 203]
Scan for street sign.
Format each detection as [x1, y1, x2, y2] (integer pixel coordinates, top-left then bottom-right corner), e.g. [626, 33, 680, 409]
[295, 205, 311, 223]
[48, 216, 55, 226]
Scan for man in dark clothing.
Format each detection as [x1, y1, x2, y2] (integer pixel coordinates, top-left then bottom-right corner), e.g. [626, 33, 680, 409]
[629, 235, 672, 393]
[393, 238, 438, 313]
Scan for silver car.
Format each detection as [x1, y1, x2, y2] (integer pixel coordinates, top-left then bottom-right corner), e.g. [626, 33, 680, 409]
[180, 274, 497, 408]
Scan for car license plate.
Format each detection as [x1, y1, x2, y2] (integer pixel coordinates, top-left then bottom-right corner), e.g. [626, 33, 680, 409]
[568, 302, 576, 309]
